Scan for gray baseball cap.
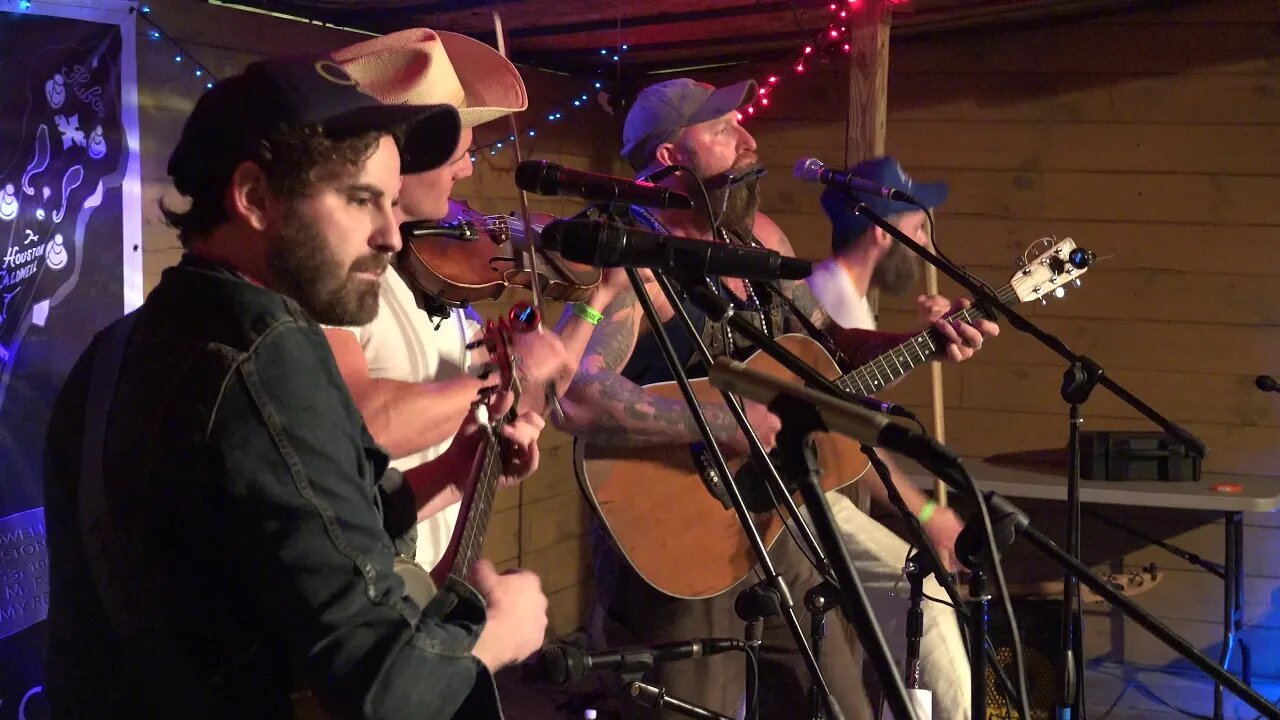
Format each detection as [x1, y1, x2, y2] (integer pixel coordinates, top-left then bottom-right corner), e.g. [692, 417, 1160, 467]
[621, 78, 758, 171]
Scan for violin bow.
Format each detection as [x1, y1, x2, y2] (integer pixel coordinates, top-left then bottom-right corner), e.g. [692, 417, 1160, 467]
[491, 9, 564, 421]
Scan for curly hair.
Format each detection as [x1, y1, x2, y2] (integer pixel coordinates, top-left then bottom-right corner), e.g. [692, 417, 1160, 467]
[161, 125, 385, 248]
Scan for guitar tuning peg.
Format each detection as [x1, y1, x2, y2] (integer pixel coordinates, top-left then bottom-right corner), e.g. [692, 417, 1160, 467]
[1041, 297, 1048, 306]
[1073, 279, 1082, 288]
[1054, 287, 1066, 299]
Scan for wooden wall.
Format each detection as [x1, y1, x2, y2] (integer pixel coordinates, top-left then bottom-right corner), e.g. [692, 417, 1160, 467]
[138, 0, 1280, 684]
[733, 0, 1280, 692]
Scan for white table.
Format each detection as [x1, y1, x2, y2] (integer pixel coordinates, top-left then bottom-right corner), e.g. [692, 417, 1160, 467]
[906, 459, 1280, 720]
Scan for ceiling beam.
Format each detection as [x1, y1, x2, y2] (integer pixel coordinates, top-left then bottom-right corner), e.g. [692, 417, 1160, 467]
[506, 1, 825, 39]
[519, 30, 810, 57]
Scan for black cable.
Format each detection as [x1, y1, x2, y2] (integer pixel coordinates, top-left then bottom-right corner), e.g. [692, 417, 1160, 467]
[955, 463, 1034, 720]
[917, 206, 1001, 303]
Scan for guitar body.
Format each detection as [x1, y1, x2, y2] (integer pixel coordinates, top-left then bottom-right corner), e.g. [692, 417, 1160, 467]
[574, 334, 872, 600]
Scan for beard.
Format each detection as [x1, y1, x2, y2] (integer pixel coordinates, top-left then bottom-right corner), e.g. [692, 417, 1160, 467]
[266, 203, 390, 326]
[684, 147, 763, 241]
[713, 173, 762, 241]
[871, 238, 924, 295]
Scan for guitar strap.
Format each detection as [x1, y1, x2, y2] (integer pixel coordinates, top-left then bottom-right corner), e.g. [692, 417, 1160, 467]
[79, 311, 215, 714]
[719, 226, 853, 372]
[757, 279, 852, 371]
[627, 206, 784, 360]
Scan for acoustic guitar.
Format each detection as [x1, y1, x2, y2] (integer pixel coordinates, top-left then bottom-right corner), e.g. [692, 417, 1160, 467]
[573, 238, 1093, 599]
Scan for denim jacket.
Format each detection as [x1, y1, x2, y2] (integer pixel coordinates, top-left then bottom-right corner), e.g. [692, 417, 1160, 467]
[43, 255, 497, 719]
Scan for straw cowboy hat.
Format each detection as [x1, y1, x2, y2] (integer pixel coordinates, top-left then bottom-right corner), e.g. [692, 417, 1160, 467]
[333, 28, 527, 129]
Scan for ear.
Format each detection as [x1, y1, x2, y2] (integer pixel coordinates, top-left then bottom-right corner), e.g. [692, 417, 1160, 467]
[226, 160, 274, 232]
[870, 224, 894, 250]
[653, 142, 681, 168]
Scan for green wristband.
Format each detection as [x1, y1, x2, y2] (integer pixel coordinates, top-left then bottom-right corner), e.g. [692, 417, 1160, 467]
[573, 302, 604, 326]
[917, 499, 938, 524]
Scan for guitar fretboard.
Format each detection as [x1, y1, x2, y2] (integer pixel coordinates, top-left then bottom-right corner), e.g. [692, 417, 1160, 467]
[835, 283, 1016, 397]
[449, 435, 503, 582]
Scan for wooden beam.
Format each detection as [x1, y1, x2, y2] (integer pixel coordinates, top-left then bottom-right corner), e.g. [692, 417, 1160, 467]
[843, 0, 896, 519]
[517, 31, 805, 59]
[506, 1, 824, 39]
[844, 0, 891, 165]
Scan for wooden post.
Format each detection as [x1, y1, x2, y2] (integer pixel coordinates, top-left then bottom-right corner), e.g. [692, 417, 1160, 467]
[844, 0, 893, 519]
[844, 0, 891, 167]
[845, 0, 948, 509]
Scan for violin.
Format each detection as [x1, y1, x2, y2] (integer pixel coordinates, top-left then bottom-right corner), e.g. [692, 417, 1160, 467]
[397, 197, 601, 307]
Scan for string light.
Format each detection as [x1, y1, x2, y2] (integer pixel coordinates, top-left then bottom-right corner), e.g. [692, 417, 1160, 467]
[741, 0, 911, 120]
[136, 6, 220, 90]
[470, 43, 631, 158]
[137, 8, 623, 161]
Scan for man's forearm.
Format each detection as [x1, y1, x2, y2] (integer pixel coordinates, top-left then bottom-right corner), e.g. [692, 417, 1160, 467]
[553, 284, 623, 395]
[863, 452, 932, 516]
[401, 430, 485, 522]
[560, 371, 738, 447]
[353, 375, 483, 459]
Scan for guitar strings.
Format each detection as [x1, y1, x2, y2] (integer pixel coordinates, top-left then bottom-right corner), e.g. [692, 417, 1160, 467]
[844, 283, 1016, 395]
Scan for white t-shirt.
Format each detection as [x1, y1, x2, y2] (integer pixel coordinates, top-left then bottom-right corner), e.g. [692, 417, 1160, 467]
[806, 257, 877, 331]
[342, 269, 480, 568]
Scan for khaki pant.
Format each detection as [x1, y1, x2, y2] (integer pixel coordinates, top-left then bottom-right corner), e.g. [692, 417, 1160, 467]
[821, 491, 972, 720]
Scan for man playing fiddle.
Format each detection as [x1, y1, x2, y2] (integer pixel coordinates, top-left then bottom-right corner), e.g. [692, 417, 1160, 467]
[325, 30, 629, 587]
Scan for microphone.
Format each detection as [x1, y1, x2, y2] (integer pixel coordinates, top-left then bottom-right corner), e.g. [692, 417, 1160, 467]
[704, 165, 767, 193]
[540, 219, 812, 281]
[707, 357, 960, 474]
[516, 160, 694, 210]
[523, 639, 746, 686]
[1257, 375, 1280, 393]
[794, 158, 918, 204]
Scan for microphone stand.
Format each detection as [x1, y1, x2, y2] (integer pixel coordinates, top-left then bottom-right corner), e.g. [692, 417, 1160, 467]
[676, 271, 926, 720]
[647, 270, 836, 583]
[863, 443, 1025, 718]
[742, 377, 1278, 719]
[688, 280, 1036, 719]
[628, 681, 735, 720]
[617, 264, 847, 720]
[959, 487, 1280, 720]
[842, 195, 1208, 720]
[762, 391, 921, 720]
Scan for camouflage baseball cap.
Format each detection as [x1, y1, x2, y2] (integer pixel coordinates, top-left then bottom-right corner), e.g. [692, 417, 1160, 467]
[621, 77, 757, 171]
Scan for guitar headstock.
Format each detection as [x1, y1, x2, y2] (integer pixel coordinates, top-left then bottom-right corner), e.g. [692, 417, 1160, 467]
[1009, 237, 1096, 304]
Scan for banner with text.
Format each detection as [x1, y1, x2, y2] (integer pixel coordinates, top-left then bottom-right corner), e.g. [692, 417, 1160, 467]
[0, 1, 142, 716]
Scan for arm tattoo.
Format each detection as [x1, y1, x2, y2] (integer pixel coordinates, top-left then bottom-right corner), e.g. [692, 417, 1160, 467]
[592, 291, 639, 372]
[779, 279, 831, 332]
[568, 372, 739, 447]
[565, 288, 740, 447]
[778, 278, 909, 366]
